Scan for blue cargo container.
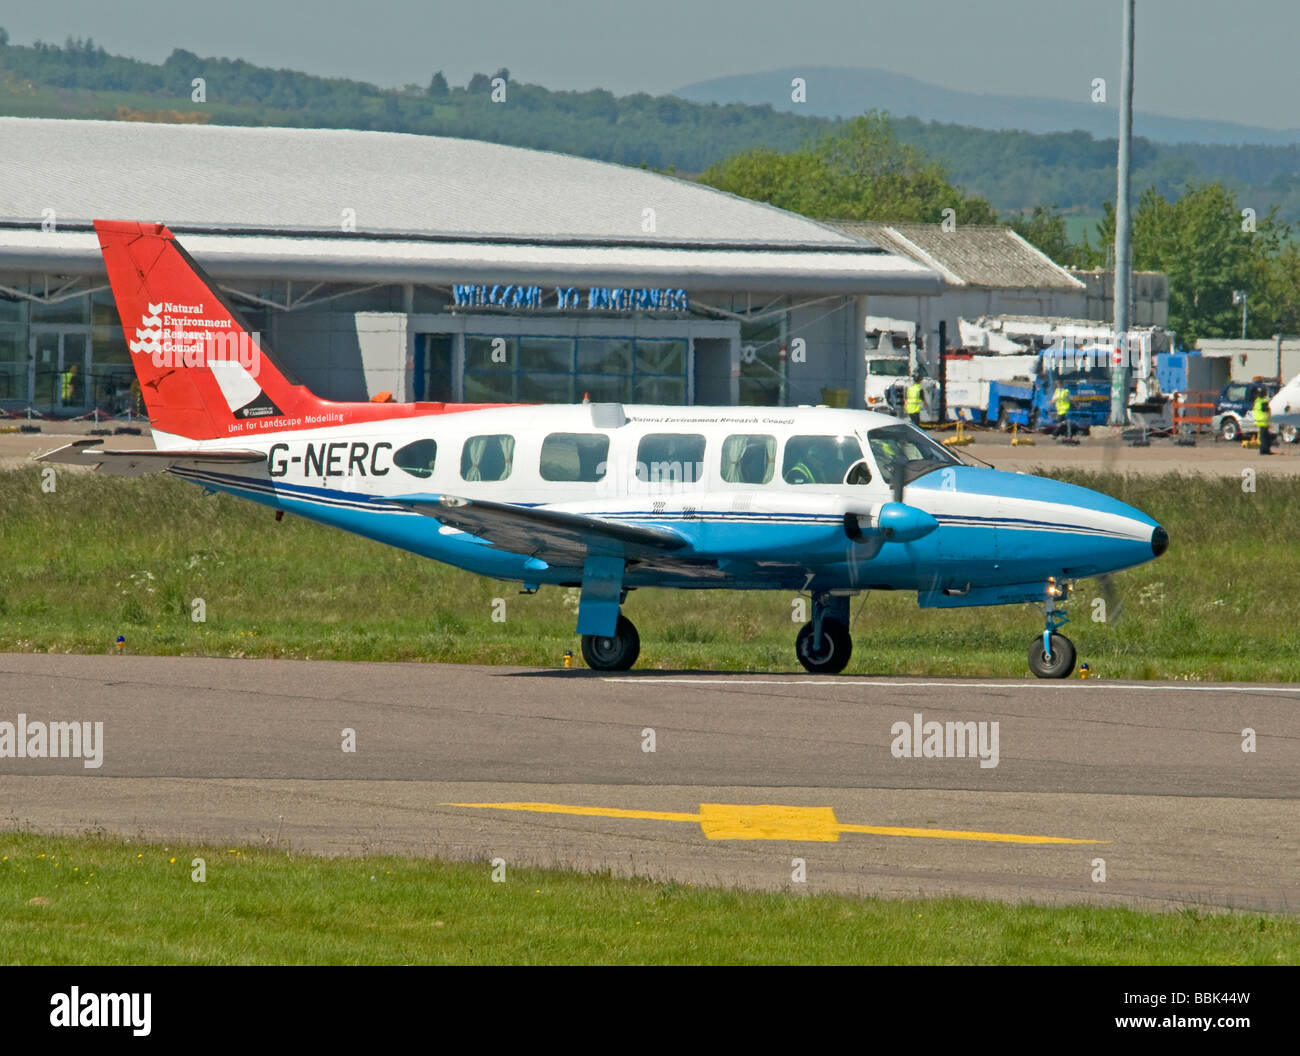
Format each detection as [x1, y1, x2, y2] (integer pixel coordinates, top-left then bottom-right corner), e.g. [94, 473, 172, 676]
[1157, 352, 1188, 394]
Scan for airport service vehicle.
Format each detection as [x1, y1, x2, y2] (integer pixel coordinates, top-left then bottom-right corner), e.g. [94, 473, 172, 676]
[945, 349, 1113, 432]
[39, 221, 1169, 677]
[1211, 380, 1280, 442]
[864, 354, 912, 415]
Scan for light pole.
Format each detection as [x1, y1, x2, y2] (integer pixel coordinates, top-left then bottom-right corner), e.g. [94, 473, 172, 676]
[1232, 289, 1248, 340]
[1110, 0, 1136, 426]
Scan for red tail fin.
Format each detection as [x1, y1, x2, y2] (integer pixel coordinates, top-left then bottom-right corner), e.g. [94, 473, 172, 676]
[95, 220, 486, 442]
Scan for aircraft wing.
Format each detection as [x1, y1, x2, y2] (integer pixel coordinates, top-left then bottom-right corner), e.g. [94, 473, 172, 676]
[393, 494, 690, 566]
[35, 439, 267, 477]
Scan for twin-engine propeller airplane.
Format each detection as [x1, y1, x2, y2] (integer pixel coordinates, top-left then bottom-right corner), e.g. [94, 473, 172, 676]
[39, 221, 1168, 677]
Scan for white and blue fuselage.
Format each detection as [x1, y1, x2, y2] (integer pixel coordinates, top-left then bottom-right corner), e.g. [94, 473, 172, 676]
[157, 403, 1165, 604]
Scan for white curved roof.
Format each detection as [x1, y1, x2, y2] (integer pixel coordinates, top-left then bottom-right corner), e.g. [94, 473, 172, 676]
[0, 117, 943, 295]
[1, 117, 850, 245]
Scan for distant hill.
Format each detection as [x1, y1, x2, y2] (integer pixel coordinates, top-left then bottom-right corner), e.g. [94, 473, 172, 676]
[676, 66, 1300, 148]
[0, 37, 827, 173]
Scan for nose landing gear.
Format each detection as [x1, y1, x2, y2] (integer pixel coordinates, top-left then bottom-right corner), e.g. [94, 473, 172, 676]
[1028, 581, 1076, 679]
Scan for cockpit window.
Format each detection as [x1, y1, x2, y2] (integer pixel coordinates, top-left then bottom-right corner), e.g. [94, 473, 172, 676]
[867, 423, 959, 486]
[392, 438, 437, 479]
[782, 435, 870, 486]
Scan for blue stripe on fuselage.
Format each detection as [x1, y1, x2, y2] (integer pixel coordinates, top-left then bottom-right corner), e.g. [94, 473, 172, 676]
[908, 465, 1159, 527]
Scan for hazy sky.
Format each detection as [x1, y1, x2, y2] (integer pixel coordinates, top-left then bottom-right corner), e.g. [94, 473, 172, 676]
[7, 0, 1298, 129]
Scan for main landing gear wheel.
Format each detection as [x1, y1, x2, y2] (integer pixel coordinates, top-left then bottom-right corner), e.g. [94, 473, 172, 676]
[580, 615, 640, 672]
[1028, 632, 1076, 679]
[795, 618, 852, 675]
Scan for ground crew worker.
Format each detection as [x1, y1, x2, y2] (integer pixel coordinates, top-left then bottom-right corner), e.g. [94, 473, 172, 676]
[59, 362, 78, 409]
[1053, 382, 1072, 438]
[1254, 386, 1273, 454]
[905, 375, 924, 426]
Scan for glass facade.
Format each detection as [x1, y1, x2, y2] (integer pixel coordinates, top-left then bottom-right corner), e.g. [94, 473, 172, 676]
[0, 281, 134, 414]
[738, 319, 782, 406]
[0, 274, 277, 415]
[1, 272, 835, 414]
[464, 334, 688, 405]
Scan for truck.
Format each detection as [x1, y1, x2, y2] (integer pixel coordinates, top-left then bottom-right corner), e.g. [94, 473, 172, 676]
[938, 319, 1174, 431]
[1209, 379, 1293, 443]
[864, 354, 912, 415]
[862, 316, 1175, 431]
[942, 347, 1115, 431]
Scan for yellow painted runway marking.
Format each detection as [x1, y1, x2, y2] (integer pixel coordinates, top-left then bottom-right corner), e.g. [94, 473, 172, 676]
[446, 801, 699, 824]
[445, 801, 1106, 845]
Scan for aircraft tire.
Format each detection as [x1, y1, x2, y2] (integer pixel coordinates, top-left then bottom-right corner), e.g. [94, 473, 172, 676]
[581, 615, 641, 671]
[795, 619, 852, 675]
[1028, 633, 1076, 679]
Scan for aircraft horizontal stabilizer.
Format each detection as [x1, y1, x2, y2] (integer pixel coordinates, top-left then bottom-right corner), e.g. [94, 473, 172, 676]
[393, 494, 689, 564]
[35, 440, 266, 477]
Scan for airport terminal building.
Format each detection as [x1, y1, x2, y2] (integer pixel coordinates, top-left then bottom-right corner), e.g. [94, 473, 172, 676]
[0, 117, 942, 418]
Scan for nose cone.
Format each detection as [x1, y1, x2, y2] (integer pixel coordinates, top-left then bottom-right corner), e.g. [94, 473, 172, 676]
[908, 467, 1164, 579]
[1151, 525, 1169, 558]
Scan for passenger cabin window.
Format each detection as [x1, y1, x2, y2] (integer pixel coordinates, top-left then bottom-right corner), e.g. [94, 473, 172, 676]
[782, 435, 870, 486]
[720, 434, 775, 485]
[392, 438, 437, 479]
[636, 433, 706, 485]
[460, 434, 515, 482]
[540, 433, 609, 482]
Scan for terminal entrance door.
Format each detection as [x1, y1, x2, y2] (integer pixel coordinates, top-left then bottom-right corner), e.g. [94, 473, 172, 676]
[693, 337, 737, 405]
[412, 333, 454, 401]
[30, 327, 91, 414]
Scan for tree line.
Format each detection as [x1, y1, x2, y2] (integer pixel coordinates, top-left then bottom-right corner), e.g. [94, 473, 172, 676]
[699, 115, 1300, 345]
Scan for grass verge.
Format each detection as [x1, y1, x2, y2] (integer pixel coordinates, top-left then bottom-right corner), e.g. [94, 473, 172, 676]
[2, 467, 1299, 680]
[2, 832, 1296, 965]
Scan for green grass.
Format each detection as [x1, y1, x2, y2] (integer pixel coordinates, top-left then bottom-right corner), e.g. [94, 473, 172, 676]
[2, 832, 1294, 965]
[2, 467, 1299, 680]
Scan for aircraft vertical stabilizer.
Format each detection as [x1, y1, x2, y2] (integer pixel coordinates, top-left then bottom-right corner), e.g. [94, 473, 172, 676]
[93, 220, 506, 444]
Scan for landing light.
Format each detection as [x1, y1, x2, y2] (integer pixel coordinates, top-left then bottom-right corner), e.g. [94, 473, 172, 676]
[1046, 577, 1072, 600]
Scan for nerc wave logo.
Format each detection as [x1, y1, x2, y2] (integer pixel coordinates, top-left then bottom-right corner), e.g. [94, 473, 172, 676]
[128, 301, 163, 361]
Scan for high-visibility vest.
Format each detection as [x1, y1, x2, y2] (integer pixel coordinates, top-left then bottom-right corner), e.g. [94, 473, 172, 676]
[1254, 395, 1272, 428]
[60, 371, 74, 401]
[1053, 386, 1071, 417]
[788, 461, 816, 484]
[905, 382, 923, 414]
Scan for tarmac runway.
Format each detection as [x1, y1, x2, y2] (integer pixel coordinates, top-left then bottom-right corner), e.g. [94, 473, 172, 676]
[2, 653, 1297, 912]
